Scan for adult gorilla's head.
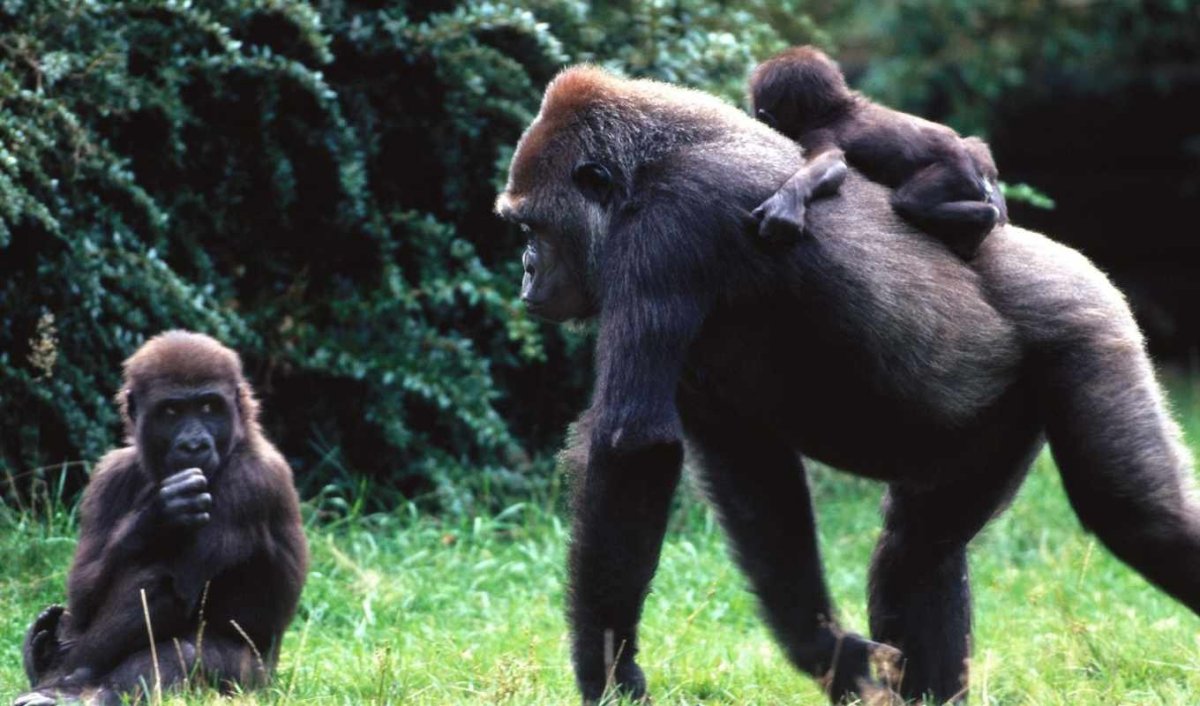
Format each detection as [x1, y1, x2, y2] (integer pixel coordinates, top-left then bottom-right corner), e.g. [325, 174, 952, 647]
[496, 66, 799, 325]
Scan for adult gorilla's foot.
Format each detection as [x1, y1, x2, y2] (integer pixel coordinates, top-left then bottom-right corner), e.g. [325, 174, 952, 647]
[578, 658, 647, 705]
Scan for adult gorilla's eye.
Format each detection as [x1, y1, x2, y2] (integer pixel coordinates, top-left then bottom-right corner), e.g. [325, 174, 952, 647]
[573, 161, 614, 203]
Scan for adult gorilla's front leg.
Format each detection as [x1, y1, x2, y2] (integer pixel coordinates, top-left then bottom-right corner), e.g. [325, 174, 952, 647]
[568, 439, 683, 704]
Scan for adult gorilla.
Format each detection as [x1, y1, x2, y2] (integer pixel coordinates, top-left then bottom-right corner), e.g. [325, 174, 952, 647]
[497, 66, 1200, 704]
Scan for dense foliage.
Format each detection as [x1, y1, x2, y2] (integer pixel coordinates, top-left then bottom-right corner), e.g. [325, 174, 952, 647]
[2, 0, 1196, 511]
[0, 0, 789, 510]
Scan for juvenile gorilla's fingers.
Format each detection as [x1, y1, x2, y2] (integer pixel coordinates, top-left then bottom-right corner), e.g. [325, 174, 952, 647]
[178, 512, 211, 528]
[163, 492, 213, 516]
[161, 473, 207, 500]
[758, 197, 806, 244]
[166, 490, 212, 508]
[162, 468, 204, 485]
[30, 631, 51, 658]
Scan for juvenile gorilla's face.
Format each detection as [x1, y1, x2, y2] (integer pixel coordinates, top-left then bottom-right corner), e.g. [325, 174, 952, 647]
[136, 385, 237, 477]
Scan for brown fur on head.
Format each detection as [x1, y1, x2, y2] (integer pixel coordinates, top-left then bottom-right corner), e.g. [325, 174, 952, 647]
[749, 46, 855, 138]
[118, 330, 261, 442]
[497, 65, 781, 216]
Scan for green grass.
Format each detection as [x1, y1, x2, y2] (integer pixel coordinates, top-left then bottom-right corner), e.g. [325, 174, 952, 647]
[5, 378, 1200, 704]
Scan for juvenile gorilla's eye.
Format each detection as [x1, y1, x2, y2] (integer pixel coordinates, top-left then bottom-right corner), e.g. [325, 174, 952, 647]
[201, 402, 214, 414]
[163, 405, 179, 417]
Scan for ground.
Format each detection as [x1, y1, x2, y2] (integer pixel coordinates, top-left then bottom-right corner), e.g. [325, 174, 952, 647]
[4, 380, 1200, 705]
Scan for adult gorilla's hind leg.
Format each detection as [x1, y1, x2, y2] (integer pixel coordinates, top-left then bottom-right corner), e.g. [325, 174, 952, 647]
[869, 431, 1036, 705]
[979, 226, 1200, 616]
[683, 409, 898, 704]
[869, 486, 987, 703]
[1042, 340, 1200, 615]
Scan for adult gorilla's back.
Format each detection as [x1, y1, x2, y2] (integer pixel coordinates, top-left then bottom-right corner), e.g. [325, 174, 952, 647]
[496, 66, 1198, 704]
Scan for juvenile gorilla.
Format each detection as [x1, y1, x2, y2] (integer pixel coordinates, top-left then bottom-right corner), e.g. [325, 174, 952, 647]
[752, 46, 1007, 258]
[498, 66, 1200, 704]
[16, 331, 308, 706]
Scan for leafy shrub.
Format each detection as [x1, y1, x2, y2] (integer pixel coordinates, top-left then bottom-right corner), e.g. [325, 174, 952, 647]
[0, 1, 797, 511]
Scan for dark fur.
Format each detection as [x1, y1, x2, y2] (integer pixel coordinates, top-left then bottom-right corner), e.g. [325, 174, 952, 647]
[497, 66, 1200, 704]
[15, 331, 308, 706]
[751, 46, 1008, 258]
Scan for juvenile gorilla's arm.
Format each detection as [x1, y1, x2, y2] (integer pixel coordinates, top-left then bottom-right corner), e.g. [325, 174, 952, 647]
[66, 461, 210, 628]
[50, 471, 212, 683]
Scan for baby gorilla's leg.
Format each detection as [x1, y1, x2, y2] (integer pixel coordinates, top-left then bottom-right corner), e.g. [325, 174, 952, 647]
[890, 163, 998, 259]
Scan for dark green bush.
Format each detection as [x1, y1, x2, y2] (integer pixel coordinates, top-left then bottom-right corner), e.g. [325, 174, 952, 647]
[0, 0, 797, 511]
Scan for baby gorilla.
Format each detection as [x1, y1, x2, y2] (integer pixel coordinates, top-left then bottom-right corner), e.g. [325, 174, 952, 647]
[751, 46, 1007, 259]
[15, 331, 307, 706]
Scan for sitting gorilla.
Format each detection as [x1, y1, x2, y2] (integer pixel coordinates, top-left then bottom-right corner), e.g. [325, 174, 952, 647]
[498, 66, 1200, 704]
[16, 331, 307, 706]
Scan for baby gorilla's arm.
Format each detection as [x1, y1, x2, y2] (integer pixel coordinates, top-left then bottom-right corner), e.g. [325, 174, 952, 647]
[751, 149, 848, 246]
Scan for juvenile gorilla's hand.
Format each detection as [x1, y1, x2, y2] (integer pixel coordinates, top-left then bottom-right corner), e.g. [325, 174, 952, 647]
[158, 468, 212, 530]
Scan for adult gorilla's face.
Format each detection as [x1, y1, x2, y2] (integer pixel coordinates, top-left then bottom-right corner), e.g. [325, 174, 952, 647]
[520, 234, 591, 323]
[500, 159, 620, 324]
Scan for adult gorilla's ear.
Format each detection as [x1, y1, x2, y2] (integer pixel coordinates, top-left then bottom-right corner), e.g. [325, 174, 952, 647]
[573, 161, 614, 204]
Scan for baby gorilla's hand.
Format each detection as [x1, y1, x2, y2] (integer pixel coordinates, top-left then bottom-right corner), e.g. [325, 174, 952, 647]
[753, 188, 808, 246]
[752, 149, 848, 247]
[158, 468, 212, 530]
